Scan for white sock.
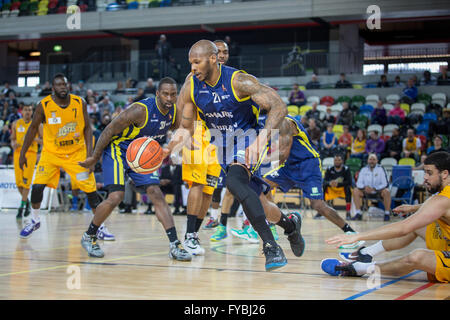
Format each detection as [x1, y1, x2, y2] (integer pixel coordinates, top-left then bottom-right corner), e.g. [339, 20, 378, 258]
[355, 209, 361, 215]
[353, 261, 376, 276]
[384, 210, 390, 215]
[361, 240, 385, 257]
[31, 208, 40, 222]
[210, 208, 219, 220]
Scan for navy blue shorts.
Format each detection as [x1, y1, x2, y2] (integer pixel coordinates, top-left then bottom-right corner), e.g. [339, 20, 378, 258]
[264, 157, 324, 200]
[103, 143, 159, 191]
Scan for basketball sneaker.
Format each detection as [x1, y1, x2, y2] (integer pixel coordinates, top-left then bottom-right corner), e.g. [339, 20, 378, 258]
[263, 242, 287, 271]
[16, 207, 23, 219]
[97, 224, 115, 241]
[183, 232, 205, 256]
[230, 225, 259, 243]
[81, 233, 104, 258]
[320, 259, 359, 277]
[169, 240, 192, 261]
[24, 201, 30, 217]
[210, 224, 227, 241]
[285, 212, 305, 257]
[338, 231, 365, 250]
[20, 219, 40, 239]
[203, 217, 219, 230]
[339, 246, 374, 263]
[270, 224, 279, 241]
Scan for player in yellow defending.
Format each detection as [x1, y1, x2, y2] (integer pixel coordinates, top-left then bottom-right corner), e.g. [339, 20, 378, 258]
[322, 151, 450, 283]
[18, 74, 103, 245]
[11, 104, 42, 219]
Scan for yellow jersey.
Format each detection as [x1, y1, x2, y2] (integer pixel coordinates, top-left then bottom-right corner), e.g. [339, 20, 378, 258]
[41, 94, 86, 156]
[15, 118, 38, 153]
[352, 138, 366, 154]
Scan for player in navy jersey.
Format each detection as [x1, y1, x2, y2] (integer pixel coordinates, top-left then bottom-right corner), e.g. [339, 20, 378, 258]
[166, 40, 303, 271]
[79, 77, 191, 261]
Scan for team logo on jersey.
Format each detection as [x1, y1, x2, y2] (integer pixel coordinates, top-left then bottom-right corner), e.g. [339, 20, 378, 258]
[57, 122, 77, 137]
[48, 111, 62, 125]
[17, 125, 25, 133]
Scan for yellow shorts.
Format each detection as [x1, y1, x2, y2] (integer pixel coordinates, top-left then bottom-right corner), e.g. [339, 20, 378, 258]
[425, 220, 450, 283]
[324, 186, 346, 201]
[182, 143, 221, 195]
[14, 150, 38, 189]
[34, 150, 96, 193]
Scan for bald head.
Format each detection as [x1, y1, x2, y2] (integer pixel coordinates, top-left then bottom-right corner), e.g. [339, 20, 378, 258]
[189, 40, 218, 58]
[189, 40, 220, 82]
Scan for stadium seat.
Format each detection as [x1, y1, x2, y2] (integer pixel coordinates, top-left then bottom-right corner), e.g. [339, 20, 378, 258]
[380, 135, 390, 142]
[358, 104, 374, 118]
[306, 96, 320, 104]
[400, 103, 410, 115]
[336, 95, 351, 104]
[386, 94, 400, 104]
[410, 103, 426, 114]
[345, 157, 362, 178]
[367, 124, 382, 134]
[322, 157, 334, 171]
[417, 93, 432, 105]
[332, 124, 344, 138]
[431, 93, 446, 108]
[287, 105, 299, 116]
[422, 112, 437, 124]
[330, 104, 343, 112]
[383, 124, 398, 136]
[382, 103, 394, 113]
[392, 165, 412, 182]
[365, 94, 379, 104]
[415, 123, 429, 137]
[416, 135, 427, 152]
[351, 95, 365, 108]
[316, 104, 327, 113]
[320, 96, 334, 106]
[391, 176, 415, 207]
[298, 105, 312, 116]
[28, 0, 37, 13]
[398, 158, 416, 166]
[353, 114, 368, 130]
[380, 157, 397, 181]
[352, 84, 363, 89]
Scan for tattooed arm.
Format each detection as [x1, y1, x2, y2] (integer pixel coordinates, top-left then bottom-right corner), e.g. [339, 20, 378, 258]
[232, 72, 288, 167]
[264, 118, 294, 165]
[78, 103, 146, 168]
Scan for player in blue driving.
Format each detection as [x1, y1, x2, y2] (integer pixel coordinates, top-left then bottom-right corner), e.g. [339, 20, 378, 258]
[79, 77, 191, 261]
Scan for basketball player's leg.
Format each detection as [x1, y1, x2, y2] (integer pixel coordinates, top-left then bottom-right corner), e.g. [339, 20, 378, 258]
[14, 150, 35, 218]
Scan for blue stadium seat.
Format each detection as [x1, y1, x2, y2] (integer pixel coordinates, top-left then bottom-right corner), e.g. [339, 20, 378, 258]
[127, 1, 138, 9]
[391, 165, 412, 182]
[391, 176, 415, 207]
[416, 122, 429, 136]
[358, 104, 374, 118]
[422, 112, 437, 124]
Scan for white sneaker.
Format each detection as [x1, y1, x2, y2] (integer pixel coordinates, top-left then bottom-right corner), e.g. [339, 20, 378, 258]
[97, 224, 115, 241]
[183, 233, 205, 256]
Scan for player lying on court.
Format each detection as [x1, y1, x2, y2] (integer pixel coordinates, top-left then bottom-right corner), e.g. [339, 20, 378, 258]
[321, 151, 450, 283]
[165, 39, 303, 271]
[18, 74, 108, 240]
[79, 77, 191, 261]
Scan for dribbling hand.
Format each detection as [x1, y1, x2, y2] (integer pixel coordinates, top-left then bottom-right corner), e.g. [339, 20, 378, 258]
[79, 156, 98, 173]
[19, 153, 27, 170]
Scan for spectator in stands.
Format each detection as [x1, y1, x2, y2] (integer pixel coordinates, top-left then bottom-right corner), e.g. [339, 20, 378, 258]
[420, 70, 437, 86]
[1, 101, 8, 122]
[338, 125, 353, 150]
[155, 34, 172, 78]
[337, 101, 353, 127]
[74, 80, 87, 97]
[411, 75, 418, 86]
[335, 73, 352, 89]
[288, 83, 305, 106]
[144, 78, 156, 96]
[125, 96, 134, 108]
[159, 158, 183, 215]
[352, 153, 391, 221]
[323, 154, 353, 220]
[85, 89, 96, 103]
[39, 81, 52, 96]
[86, 96, 99, 118]
[6, 92, 18, 109]
[300, 115, 309, 129]
[387, 101, 406, 125]
[370, 100, 387, 126]
[114, 81, 125, 95]
[97, 90, 108, 102]
[133, 88, 146, 103]
[383, 128, 403, 160]
[126, 78, 138, 89]
[401, 78, 418, 104]
[377, 74, 390, 88]
[401, 128, 421, 161]
[351, 129, 366, 159]
[7, 106, 21, 125]
[427, 135, 448, 154]
[437, 66, 450, 85]
[95, 113, 111, 138]
[323, 106, 336, 124]
[97, 96, 115, 116]
[224, 35, 240, 57]
[31, 84, 41, 98]
[305, 102, 320, 122]
[321, 123, 337, 157]
[307, 118, 321, 147]
[365, 130, 385, 160]
[428, 107, 450, 136]
[0, 124, 11, 164]
[306, 74, 321, 89]
[1, 81, 15, 97]
[392, 75, 403, 88]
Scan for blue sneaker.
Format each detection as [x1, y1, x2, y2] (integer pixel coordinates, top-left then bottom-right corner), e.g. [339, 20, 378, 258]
[270, 224, 279, 241]
[97, 224, 115, 241]
[20, 219, 41, 239]
[263, 242, 287, 271]
[321, 259, 359, 277]
[203, 217, 219, 230]
[210, 224, 227, 241]
[70, 196, 79, 211]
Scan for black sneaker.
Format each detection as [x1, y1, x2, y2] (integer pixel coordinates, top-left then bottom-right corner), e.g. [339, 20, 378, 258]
[285, 212, 305, 257]
[24, 201, 31, 217]
[351, 213, 363, 221]
[16, 207, 23, 219]
[346, 212, 351, 220]
[339, 246, 373, 263]
[335, 261, 359, 277]
[263, 242, 287, 271]
[119, 205, 132, 214]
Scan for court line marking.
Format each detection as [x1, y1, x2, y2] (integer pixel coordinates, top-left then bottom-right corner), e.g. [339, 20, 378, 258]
[394, 282, 436, 300]
[344, 270, 423, 300]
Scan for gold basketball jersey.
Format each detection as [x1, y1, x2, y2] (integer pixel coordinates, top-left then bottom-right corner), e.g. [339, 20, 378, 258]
[41, 94, 86, 155]
[15, 118, 38, 153]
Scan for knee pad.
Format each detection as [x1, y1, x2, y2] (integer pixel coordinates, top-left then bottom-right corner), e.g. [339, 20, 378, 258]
[30, 184, 46, 204]
[212, 187, 223, 203]
[225, 165, 251, 203]
[86, 191, 102, 209]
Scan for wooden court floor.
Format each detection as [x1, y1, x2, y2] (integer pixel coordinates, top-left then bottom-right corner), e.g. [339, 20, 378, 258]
[0, 207, 448, 300]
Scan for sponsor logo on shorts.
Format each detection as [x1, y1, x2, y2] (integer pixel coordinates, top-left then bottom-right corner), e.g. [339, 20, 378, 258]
[206, 175, 219, 188]
[442, 251, 450, 259]
[310, 187, 321, 196]
[76, 171, 89, 181]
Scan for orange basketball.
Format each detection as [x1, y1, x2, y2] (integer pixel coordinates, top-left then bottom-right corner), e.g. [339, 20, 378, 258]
[126, 137, 163, 174]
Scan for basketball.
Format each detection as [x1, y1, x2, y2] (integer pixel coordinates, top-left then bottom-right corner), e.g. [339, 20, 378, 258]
[126, 137, 163, 174]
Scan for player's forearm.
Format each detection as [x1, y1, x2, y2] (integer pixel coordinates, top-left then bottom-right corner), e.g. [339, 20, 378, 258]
[91, 126, 115, 159]
[84, 125, 94, 157]
[355, 221, 407, 241]
[20, 125, 39, 156]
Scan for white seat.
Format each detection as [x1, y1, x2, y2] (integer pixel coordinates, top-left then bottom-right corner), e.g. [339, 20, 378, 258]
[410, 103, 426, 113]
[381, 157, 398, 167]
[386, 94, 400, 104]
[432, 100, 446, 108]
[365, 101, 377, 108]
[432, 92, 446, 101]
[366, 94, 379, 103]
[367, 124, 382, 134]
[317, 104, 328, 113]
[383, 103, 394, 113]
[319, 111, 326, 120]
[322, 157, 334, 170]
[383, 124, 399, 135]
[331, 104, 343, 112]
[307, 96, 320, 104]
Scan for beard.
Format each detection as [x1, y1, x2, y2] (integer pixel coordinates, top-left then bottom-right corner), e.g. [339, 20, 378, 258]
[427, 176, 443, 194]
[55, 91, 68, 99]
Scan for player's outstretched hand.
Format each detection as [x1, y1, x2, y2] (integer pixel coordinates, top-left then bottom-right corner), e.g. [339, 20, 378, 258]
[79, 156, 98, 171]
[326, 233, 359, 248]
[392, 204, 417, 217]
[19, 153, 27, 170]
